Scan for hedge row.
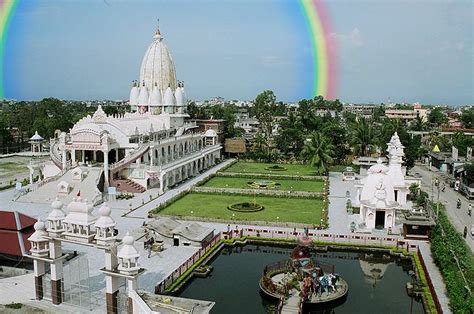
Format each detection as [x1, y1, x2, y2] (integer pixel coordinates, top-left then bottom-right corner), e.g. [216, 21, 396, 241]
[430, 204, 474, 313]
[217, 172, 326, 181]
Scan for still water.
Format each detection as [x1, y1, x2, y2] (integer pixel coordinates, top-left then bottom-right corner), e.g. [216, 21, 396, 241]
[178, 244, 425, 314]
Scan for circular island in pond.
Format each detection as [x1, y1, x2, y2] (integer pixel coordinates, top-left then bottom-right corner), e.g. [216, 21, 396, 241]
[247, 180, 281, 189]
[260, 237, 348, 310]
[228, 202, 264, 212]
[264, 165, 287, 171]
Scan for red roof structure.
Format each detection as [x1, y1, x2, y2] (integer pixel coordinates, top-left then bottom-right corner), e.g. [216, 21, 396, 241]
[0, 211, 36, 258]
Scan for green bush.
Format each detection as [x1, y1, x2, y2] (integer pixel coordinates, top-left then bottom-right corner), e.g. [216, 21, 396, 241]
[430, 204, 474, 313]
[5, 303, 23, 309]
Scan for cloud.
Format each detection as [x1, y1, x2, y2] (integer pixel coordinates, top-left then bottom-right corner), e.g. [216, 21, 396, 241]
[330, 28, 363, 49]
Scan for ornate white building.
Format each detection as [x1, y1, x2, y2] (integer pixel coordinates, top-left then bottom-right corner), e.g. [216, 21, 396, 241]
[49, 25, 221, 196]
[354, 133, 412, 230]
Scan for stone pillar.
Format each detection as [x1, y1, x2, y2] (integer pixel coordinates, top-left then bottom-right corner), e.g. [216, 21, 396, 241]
[103, 150, 109, 188]
[29, 169, 34, 185]
[71, 149, 76, 166]
[150, 146, 154, 166]
[115, 149, 119, 163]
[93, 150, 97, 162]
[49, 239, 63, 305]
[105, 246, 119, 314]
[62, 150, 67, 170]
[126, 277, 138, 314]
[81, 150, 85, 163]
[33, 259, 45, 300]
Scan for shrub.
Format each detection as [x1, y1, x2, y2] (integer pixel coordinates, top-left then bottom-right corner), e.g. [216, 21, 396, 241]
[430, 203, 474, 313]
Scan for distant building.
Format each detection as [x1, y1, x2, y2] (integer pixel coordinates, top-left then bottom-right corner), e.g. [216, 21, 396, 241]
[343, 104, 377, 119]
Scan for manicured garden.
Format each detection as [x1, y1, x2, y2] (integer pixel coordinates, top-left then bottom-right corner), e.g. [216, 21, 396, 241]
[223, 162, 317, 176]
[155, 192, 323, 224]
[201, 176, 325, 192]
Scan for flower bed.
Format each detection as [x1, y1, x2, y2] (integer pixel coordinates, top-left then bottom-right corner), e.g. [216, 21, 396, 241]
[247, 180, 281, 189]
[228, 201, 264, 212]
[264, 165, 287, 171]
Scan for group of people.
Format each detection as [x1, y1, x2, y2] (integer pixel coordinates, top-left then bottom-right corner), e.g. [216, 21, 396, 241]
[301, 272, 339, 302]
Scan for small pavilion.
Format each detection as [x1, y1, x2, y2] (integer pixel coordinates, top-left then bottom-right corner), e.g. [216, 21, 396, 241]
[29, 131, 44, 153]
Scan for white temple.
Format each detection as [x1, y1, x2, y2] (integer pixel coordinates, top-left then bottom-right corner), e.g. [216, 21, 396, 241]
[354, 133, 412, 230]
[47, 25, 221, 198]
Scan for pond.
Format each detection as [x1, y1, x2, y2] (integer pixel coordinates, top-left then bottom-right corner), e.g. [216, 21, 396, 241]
[178, 244, 425, 314]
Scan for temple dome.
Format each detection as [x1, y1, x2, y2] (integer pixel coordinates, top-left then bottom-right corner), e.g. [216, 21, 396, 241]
[139, 27, 177, 92]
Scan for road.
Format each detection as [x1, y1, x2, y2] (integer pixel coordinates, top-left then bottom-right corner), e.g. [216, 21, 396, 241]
[411, 164, 474, 251]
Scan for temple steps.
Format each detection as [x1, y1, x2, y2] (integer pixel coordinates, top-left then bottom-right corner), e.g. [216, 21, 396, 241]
[114, 179, 146, 193]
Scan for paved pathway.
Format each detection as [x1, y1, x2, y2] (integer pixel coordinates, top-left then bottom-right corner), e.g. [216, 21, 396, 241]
[415, 241, 451, 314]
[411, 164, 474, 251]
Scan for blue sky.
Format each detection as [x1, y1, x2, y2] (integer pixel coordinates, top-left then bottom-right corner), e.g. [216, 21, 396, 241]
[4, 0, 473, 105]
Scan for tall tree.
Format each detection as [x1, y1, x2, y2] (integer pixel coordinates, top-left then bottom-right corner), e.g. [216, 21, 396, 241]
[428, 107, 447, 127]
[460, 107, 474, 129]
[253, 90, 277, 140]
[300, 131, 334, 175]
[351, 118, 377, 156]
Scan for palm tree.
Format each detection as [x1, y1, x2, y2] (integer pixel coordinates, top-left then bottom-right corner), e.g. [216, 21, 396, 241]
[351, 118, 377, 156]
[300, 131, 334, 175]
[410, 115, 428, 131]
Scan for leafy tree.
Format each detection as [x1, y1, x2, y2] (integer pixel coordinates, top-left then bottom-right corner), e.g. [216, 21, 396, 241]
[274, 112, 304, 157]
[253, 90, 277, 139]
[410, 115, 428, 131]
[351, 118, 377, 156]
[452, 131, 474, 157]
[464, 162, 474, 186]
[460, 107, 474, 129]
[300, 131, 334, 175]
[428, 107, 447, 127]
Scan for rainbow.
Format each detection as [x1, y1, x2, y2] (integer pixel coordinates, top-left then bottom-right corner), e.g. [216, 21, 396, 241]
[0, 0, 19, 99]
[299, 0, 337, 99]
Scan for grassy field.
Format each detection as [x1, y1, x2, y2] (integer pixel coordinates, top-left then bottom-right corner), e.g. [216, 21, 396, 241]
[156, 192, 323, 224]
[202, 176, 325, 192]
[223, 162, 317, 176]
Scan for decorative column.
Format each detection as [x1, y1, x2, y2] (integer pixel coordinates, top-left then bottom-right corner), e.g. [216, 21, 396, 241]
[115, 149, 119, 163]
[150, 145, 154, 166]
[105, 246, 119, 314]
[27, 221, 49, 301]
[82, 150, 85, 163]
[117, 233, 141, 314]
[62, 150, 67, 170]
[49, 239, 63, 305]
[71, 149, 76, 166]
[33, 260, 45, 300]
[103, 149, 109, 188]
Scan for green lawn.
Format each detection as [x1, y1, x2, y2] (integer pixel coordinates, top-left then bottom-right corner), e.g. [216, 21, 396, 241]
[156, 193, 323, 224]
[202, 176, 325, 192]
[223, 162, 317, 176]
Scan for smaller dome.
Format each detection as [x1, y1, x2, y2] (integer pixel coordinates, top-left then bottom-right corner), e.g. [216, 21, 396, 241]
[30, 131, 43, 141]
[129, 81, 139, 106]
[123, 232, 134, 245]
[28, 220, 49, 243]
[95, 203, 116, 229]
[368, 158, 388, 174]
[99, 202, 111, 216]
[163, 86, 175, 105]
[205, 129, 217, 137]
[118, 232, 140, 259]
[51, 197, 63, 210]
[175, 88, 184, 106]
[149, 84, 163, 106]
[138, 82, 149, 105]
[34, 221, 46, 231]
